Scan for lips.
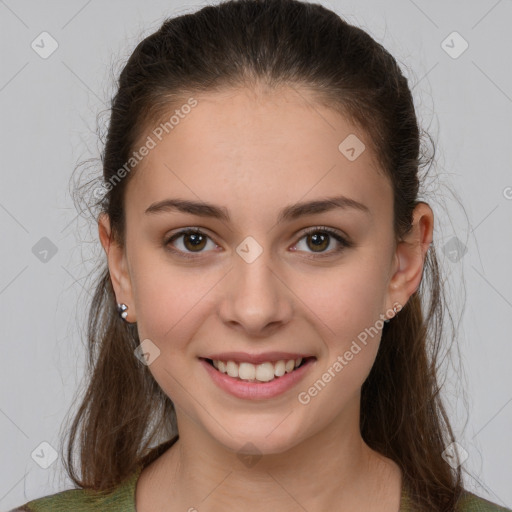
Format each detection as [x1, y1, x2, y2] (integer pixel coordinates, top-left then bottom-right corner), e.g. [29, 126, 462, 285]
[200, 356, 317, 399]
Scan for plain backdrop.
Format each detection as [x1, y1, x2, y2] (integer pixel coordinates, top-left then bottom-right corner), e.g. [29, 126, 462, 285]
[1, 0, 511, 509]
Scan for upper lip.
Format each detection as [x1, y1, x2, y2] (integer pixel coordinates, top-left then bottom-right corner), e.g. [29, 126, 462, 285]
[202, 352, 315, 364]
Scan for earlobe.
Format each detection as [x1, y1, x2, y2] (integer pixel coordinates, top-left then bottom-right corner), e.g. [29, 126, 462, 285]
[98, 213, 136, 321]
[387, 202, 434, 309]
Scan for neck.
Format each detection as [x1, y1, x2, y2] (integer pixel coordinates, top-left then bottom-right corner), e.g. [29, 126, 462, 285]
[137, 402, 403, 512]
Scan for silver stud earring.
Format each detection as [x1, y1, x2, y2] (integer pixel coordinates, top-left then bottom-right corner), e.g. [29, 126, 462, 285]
[117, 303, 129, 321]
[384, 304, 400, 324]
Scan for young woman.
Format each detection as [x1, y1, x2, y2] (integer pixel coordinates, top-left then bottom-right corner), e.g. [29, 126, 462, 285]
[11, 0, 510, 510]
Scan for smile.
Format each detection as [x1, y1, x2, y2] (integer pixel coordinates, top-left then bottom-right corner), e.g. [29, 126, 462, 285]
[199, 356, 317, 400]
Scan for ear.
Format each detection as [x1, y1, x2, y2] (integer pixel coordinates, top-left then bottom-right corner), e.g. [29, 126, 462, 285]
[386, 202, 434, 315]
[98, 213, 136, 323]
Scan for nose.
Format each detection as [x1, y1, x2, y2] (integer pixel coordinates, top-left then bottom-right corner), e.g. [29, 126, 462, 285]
[218, 252, 294, 337]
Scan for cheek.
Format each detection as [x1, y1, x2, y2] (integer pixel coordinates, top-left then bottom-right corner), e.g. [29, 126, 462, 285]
[293, 263, 387, 339]
[129, 246, 227, 364]
[133, 270, 211, 343]
[291, 263, 388, 393]
[130, 266, 215, 402]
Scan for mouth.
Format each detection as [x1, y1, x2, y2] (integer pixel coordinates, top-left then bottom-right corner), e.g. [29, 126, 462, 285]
[200, 356, 316, 384]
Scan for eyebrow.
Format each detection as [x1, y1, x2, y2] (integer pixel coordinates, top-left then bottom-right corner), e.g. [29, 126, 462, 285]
[144, 195, 371, 223]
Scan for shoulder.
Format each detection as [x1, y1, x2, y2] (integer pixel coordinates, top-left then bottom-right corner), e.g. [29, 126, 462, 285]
[8, 437, 178, 512]
[457, 490, 512, 512]
[7, 487, 133, 512]
[7, 465, 142, 512]
[7, 487, 115, 512]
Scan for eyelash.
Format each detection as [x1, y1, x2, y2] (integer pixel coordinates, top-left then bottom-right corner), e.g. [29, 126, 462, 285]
[164, 226, 352, 260]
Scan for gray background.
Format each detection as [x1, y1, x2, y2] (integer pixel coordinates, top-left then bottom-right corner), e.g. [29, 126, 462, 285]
[1, 0, 511, 509]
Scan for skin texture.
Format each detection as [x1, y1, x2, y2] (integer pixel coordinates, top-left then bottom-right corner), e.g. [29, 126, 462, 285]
[99, 85, 434, 511]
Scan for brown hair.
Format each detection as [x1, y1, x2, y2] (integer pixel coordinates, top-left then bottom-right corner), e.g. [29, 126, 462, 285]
[65, 0, 464, 509]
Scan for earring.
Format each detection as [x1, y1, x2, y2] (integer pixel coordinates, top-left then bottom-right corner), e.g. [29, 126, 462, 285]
[384, 303, 400, 324]
[117, 303, 129, 321]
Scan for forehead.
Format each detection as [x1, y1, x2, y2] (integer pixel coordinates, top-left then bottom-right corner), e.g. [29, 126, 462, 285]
[125, 86, 393, 225]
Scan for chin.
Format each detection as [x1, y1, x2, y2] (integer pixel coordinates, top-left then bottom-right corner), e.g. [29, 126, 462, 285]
[207, 418, 308, 457]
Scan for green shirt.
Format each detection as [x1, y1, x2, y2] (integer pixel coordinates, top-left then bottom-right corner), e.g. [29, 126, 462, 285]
[9, 464, 512, 511]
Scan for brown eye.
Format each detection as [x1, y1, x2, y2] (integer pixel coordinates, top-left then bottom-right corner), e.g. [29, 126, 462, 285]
[182, 231, 207, 251]
[165, 228, 216, 257]
[306, 232, 330, 252]
[294, 227, 351, 257]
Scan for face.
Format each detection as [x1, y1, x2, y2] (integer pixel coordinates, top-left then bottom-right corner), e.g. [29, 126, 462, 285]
[100, 85, 425, 456]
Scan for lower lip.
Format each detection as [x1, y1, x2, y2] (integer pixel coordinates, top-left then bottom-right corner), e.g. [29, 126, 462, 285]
[199, 357, 316, 400]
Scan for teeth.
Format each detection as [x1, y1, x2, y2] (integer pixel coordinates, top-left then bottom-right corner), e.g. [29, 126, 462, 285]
[226, 361, 238, 378]
[274, 360, 286, 377]
[256, 362, 275, 382]
[212, 357, 304, 382]
[239, 362, 256, 380]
